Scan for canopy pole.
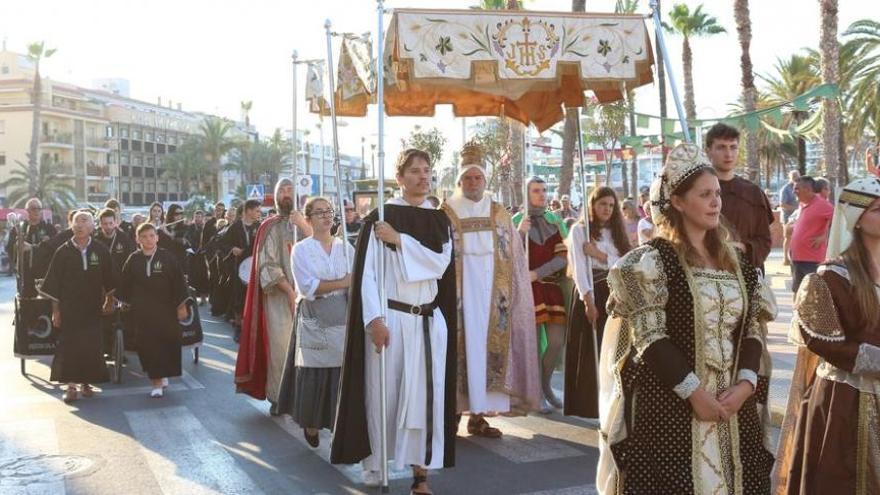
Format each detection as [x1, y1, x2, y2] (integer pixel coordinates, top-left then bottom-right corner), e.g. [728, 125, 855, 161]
[324, 21, 351, 268]
[521, 123, 529, 258]
[574, 113, 600, 395]
[376, 0, 390, 491]
[649, 0, 691, 143]
[291, 50, 300, 243]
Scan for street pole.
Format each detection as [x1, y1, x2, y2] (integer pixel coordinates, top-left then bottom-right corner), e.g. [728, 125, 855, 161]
[318, 122, 325, 196]
[361, 137, 366, 179]
[376, 0, 389, 491]
[650, 0, 691, 143]
[292, 50, 300, 227]
[574, 114, 599, 390]
[325, 19, 351, 265]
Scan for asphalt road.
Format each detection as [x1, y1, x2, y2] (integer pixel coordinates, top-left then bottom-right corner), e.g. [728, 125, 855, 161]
[1, 273, 601, 495]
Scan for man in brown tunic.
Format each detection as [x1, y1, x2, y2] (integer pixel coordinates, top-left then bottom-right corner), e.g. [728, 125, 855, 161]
[705, 123, 774, 272]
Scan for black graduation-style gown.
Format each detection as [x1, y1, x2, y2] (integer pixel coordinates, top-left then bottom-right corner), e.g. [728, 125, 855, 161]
[93, 228, 136, 279]
[118, 248, 188, 379]
[40, 239, 117, 384]
[6, 220, 58, 297]
[221, 219, 258, 314]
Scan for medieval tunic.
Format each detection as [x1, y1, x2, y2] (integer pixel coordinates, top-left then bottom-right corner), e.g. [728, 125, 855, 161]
[118, 248, 188, 379]
[442, 194, 540, 415]
[39, 239, 116, 384]
[597, 239, 775, 495]
[7, 220, 58, 298]
[720, 176, 774, 272]
[331, 199, 457, 471]
[257, 217, 297, 402]
[775, 264, 880, 495]
[565, 224, 623, 418]
[285, 236, 353, 429]
[511, 209, 569, 326]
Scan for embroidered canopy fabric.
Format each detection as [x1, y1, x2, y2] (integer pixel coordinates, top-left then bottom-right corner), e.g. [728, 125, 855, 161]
[376, 8, 654, 131]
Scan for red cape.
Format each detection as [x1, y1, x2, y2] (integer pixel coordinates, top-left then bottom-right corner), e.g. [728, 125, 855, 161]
[233, 215, 283, 399]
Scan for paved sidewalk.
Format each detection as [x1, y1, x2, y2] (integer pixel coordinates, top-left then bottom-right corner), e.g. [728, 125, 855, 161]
[763, 248, 798, 425]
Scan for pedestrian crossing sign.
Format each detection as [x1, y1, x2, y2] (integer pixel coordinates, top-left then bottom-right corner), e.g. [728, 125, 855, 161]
[247, 184, 265, 200]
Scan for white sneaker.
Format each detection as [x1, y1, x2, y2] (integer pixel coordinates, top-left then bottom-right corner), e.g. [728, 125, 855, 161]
[150, 388, 164, 398]
[362, 470, 381, 487]
[161, 378, 169, 388]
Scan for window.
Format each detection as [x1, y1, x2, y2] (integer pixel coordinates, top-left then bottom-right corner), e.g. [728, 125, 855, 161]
[0, 152, 5, 166]
[145, 168, 154, 178]
[121, 181, 130, 192]
[145, 131, 154, 142]
[107, 153, 116, 165]
[133, 181, 144, 192]
[134, 155, 143, 166]
[133, 130, 141, 140]
[120, 128, 129, 138]
[105, 126, 114, 138]
[146, 156, 155, 167]
[146, 182, 155, 192]
[120, 154, 130, 166]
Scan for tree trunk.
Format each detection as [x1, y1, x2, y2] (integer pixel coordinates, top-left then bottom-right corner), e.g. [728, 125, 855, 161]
[29, 64, 42, 197]
[682, 37, 696, 121]
[655, 0, 669, 162]
[735, 0, 760, 183]
[819, 0, 841, 191]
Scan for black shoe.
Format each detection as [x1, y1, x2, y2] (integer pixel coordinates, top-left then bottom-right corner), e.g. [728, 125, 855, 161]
[303, 428, 319, 448]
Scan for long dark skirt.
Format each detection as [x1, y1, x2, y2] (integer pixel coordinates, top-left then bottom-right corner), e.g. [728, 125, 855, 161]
[563, 272, 609, 418]
[289, 367, 341, 430]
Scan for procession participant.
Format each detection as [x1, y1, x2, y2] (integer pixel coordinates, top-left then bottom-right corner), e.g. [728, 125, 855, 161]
[331, 149, 457, 495]
[117, 223, 189, 398]
[441, 142, 540, 437]
[186, 210, 210, 304]
[160, 203, 189, 271]
[342, 199, 363, 246]
[512, 177, 569, 411]
[597, 144, 775, 495]
[620, 198, 641, 247]
[565, 186, 631, 418]
[235, 178, 311, 410]
[223, 199, 261, 342]
[131, 214, 146, 236]
[148, 201, 164, 228]
[277, 196, 353, 446]
[94, 208, 136, 278]
[6, 197, 58, 297]
[104, 198, 134, 239]
[39, 211, 117, 403]
[705, 123, 774, 272]
[774, 177, 880, 494]
[558, 195, 578, 221]
[202, 202, 227, 313]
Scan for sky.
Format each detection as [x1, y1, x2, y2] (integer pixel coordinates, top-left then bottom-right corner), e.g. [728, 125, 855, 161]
[2, 0, 878, 175]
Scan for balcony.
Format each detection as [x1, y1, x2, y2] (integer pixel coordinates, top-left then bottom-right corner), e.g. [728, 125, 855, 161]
[85, 138, 110, 150]
[87, 163, 110, 177]
[42, 162, 75, 176]
[39, 132, 73, 147]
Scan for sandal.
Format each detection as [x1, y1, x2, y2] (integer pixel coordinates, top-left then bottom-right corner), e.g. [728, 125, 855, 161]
[63, 387, 78, 403]
[410, 471, 431, 495]
[467, 416, 502, 438]
[80, 384, 95, 398]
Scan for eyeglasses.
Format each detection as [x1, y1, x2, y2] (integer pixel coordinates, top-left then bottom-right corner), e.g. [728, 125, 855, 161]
[309, 209, 335, 219]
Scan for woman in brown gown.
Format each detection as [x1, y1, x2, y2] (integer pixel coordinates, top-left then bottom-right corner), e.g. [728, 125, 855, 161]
[775, 177, 880, 494]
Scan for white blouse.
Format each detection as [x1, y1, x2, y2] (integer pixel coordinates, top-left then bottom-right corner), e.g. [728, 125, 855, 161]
[567, 224, 622, 297]
[291, 237, 355, 302]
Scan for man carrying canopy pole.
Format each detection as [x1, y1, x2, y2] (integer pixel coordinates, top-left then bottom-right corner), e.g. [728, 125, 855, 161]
[331, 149, 457, 495]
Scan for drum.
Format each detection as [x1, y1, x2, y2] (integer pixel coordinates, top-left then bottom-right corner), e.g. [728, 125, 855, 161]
[13, 296, 57, 357]
[180, 296, 203, 347]
[238, 256, 253, 284]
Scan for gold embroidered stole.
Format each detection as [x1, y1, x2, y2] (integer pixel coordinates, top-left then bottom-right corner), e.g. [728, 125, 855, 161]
[442, 201, 514, 398]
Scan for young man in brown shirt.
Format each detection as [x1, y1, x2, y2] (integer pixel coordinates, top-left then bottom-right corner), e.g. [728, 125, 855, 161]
[705, 123, 774, 273]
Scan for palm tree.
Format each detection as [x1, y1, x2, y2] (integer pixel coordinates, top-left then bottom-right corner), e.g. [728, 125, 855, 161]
[617, 0, 640, 198]
[163, 138, 206, 195]
[240, 100, 253, 129]
[26, 42, 57, 196]
[843, 20, 880, 169]
[558, 0, 587, 198]
[198, 117, 236, 200]
[819, 0, 843, 187]
[470, 0, 523, 8]
[663, 3, 726, 120]
[759, 53, 819, 175]
[734, 0, 759, 183]
[1, 160, 76, 214]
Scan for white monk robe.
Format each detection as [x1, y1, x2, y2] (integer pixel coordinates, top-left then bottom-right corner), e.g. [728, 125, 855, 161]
[361, 198, 452, 471]
[446, 194, 510, 413]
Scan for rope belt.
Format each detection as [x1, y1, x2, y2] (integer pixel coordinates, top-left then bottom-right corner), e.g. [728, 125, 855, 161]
[387, 298, 438, 466]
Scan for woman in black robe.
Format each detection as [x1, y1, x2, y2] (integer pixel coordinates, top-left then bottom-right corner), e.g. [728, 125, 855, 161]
[118, 223, 188, 398]
[39, 211, 117, 403]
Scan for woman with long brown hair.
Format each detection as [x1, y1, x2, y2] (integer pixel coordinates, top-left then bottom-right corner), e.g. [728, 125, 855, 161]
[565, 186, 631, 418]
[774, 177, 880, 494]
[597, 144, 775, 495]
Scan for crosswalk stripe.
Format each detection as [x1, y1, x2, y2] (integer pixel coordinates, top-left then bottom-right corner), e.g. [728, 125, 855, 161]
[125, 406, 263, 495]
[519, 484, 598, 495]
[458, 414, 592, 463]
[244, 397, 412, 485]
